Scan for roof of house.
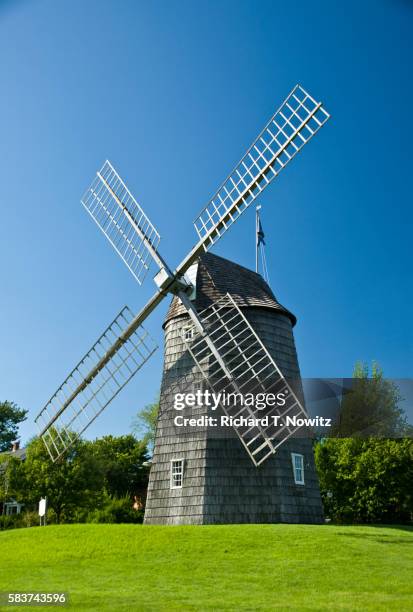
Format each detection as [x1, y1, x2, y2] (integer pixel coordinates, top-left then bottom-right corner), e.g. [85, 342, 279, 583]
[0, 447, 26, 462]
[164, 252, 296, 327]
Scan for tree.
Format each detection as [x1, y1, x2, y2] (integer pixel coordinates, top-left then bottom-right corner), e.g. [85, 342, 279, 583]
[12, 434, 105, 523]
[332, 362, 411, 437]
[315, 362, 413, 524]
[0, 453, 25, 508]
[87, 435, 150, 498]
[0, 401, 27, 452]
[133, 397, 159, 454]
[315, 438, 413, 523]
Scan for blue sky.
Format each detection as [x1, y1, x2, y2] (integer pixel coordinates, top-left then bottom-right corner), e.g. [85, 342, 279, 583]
[0, 0, 412, 444]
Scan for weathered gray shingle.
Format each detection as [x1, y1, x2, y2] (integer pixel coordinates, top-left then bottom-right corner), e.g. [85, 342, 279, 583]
[164, 252, 296, 327]
[145, 254, 323, 525]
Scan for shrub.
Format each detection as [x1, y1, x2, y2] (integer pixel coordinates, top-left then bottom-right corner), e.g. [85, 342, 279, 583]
[21, 511, 40, 528]
[315, 438, 413, 524]
[88, 494, 143, 524]
[0, 513, 22, 530]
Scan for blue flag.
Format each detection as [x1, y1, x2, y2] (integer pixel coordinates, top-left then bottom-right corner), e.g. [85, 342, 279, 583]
[257, 219, 265, 246]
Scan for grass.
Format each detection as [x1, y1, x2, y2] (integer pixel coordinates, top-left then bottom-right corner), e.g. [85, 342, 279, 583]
[0, 524, 412, 611]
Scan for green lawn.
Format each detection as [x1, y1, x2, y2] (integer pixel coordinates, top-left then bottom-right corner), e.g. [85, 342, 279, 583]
[0, 524, 412, 611]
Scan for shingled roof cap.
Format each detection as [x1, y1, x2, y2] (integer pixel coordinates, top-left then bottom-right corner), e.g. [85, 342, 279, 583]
[164, 253, 296, 327]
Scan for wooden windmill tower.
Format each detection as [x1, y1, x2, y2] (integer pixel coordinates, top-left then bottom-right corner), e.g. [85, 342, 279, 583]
[35, 85, 329, 524]
[144, 254, 323, 524]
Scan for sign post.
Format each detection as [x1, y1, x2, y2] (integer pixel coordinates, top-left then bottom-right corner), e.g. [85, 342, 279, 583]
[38, 497, 47, 526]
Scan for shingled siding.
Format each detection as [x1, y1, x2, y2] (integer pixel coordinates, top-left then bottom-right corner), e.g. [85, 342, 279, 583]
[144, 304, 324, 525]
[144, 252, 323, 525]
[144, 316, 210, 525]
[203, 439, 323, 524]
[202, 309, 323, 524]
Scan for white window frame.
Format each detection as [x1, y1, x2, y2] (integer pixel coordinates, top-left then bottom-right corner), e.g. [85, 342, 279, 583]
[170, 458, 184, 489]
[183, 326, 194, 342]
[291, 453, 305, 485]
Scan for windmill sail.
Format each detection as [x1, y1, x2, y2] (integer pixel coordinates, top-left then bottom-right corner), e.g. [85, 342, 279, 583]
[36, 84, 330, 464]
[183, 294, 308, 466]
[35, 306, 157, 461]
[193, 84, 329, 250]
[81, 160, 162, 285]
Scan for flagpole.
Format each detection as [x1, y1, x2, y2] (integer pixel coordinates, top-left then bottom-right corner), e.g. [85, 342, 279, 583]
[256, 206, 269, 284]
[255, 206, 260, 274]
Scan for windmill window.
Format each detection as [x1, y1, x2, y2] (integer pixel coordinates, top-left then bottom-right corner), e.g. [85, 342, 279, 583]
[170, 459, 184, 489]
[291, 453, 305, 485]
[183, 327, 194, 342]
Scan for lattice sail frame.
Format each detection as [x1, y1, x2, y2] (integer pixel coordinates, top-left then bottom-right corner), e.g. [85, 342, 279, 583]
[194, 84, 329, 250]
[81, 160, 161, 285]
[36, 84, 330, 463]
[35, 307, 158, 461]
[184, 294, 309, 466]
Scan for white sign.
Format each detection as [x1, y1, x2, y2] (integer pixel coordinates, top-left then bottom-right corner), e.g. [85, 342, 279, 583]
[38, 497, 47, 517]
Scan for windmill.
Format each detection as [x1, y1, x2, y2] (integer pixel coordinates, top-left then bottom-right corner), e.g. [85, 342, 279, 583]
[35, 84, 330, 523]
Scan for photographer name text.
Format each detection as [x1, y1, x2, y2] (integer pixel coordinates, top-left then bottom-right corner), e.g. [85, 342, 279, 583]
[173, 415, 332, 427]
